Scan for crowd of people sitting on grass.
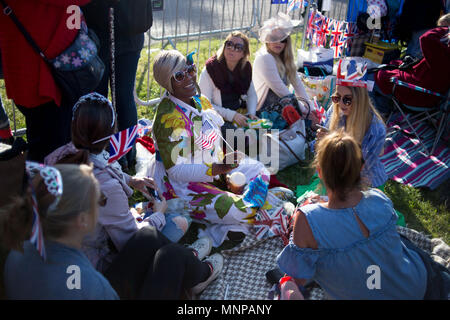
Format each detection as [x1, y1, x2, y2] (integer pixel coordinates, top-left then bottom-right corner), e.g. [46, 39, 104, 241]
[0, 2, 449, 300]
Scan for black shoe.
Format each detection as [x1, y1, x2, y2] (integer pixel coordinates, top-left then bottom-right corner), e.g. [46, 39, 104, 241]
[227, 231, 246, 242]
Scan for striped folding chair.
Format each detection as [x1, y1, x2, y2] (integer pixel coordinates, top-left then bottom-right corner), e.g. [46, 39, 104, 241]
[388, 77, 450, 156]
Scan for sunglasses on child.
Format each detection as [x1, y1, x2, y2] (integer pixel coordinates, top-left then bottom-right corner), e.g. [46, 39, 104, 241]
[224, 40, 245, 52]
[173, 64, 197, 82]
[331, 95, 353, 106]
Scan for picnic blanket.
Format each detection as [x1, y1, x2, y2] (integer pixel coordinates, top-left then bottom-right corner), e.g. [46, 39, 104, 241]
[380, 120, 450, 190]
[198, 227, 450, 300]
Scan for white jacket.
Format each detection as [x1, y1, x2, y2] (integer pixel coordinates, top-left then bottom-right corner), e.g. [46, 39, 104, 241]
[198, 66, 257, 122]
[252, 47, 313, 114]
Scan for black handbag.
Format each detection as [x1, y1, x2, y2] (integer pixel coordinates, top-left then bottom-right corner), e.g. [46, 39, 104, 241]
[1, 0, 105, 104]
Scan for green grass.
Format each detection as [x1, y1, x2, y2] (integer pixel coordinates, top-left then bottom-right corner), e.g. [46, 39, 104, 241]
[1, 32, 449, 299]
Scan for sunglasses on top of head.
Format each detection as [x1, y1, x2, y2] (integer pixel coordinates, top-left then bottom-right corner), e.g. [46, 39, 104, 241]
[173, 64, 197, 82]
[331, 95, 353, 106]
[224, 40, 245, 52]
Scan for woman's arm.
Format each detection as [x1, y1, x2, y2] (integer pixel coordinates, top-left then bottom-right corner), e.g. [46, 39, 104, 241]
[246, 81, 258, 117]
[290, 209, 318, 284]
[198, 68, 237, 122]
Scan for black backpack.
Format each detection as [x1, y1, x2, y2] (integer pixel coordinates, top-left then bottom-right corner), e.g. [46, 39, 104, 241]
[83, 0, 153, 37]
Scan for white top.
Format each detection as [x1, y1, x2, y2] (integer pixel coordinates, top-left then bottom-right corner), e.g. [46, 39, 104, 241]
[252, 47, 313, 114]
[198, 66, 258, 122]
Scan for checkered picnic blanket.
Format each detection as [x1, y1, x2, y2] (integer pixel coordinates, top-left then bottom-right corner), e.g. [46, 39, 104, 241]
[198, 227, 449, 300]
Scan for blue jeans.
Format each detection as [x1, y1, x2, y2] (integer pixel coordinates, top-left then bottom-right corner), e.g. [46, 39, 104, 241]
[161, 213, 192, 243]
[143, 212, 192, 243]
[96, 33, 144, 132]
[95, 33, 144, 165]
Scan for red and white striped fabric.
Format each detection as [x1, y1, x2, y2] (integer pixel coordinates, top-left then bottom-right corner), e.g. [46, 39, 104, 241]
[194, 119, 218, 150]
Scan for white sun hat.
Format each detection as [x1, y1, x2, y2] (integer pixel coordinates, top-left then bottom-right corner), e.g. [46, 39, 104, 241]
[259, 12, 302, 43]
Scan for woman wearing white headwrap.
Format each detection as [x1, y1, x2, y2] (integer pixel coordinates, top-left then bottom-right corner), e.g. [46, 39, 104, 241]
[150, 50, 272, 247]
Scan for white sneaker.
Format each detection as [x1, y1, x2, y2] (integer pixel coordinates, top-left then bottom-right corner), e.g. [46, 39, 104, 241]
[188, 236, 212, 261]
[191, 253, 224, 295]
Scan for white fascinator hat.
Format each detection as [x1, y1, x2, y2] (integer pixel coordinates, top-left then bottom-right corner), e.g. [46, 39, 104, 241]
[258, 12, 302, 43]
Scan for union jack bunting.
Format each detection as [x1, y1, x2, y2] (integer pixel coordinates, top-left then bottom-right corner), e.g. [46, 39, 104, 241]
[329, 20, 346, 58]
[343, 22, 358, 55]
[108, 125, 138, 163]
[306, 9, 321, 43]
[194, 119, 218, 150]
[317, 16, 330, 47]
[287, 0, 304, 12]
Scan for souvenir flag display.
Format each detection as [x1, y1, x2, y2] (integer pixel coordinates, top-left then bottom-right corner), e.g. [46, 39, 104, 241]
[253, 207, 290, 245]
[336, 58, 372, 90]
[108, 125, 138, 163]
[194, 119, 218, 150]
[287, 0, 304, 12]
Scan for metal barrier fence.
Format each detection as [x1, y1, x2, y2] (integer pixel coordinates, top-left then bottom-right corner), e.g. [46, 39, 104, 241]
[3, 0, 358, 136]
[135, 0, 356, 106]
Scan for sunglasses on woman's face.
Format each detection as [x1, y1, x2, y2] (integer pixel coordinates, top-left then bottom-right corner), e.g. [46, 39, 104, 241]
[224, 40, 245, 52]
[280, 38, 288, 44]
[331, 95, 353, 106]
[173, 64, 197, 82]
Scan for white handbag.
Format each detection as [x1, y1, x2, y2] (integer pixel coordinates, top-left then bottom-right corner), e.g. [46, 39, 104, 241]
[264, 119, 307, 173]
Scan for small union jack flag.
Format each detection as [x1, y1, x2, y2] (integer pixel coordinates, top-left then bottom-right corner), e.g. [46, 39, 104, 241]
[194, 119, 218, 150]
[253, 207, 290, 245]
[108, 125, 138, 163]
[30, 189, 46, 260]
[313, 97, 327, 124]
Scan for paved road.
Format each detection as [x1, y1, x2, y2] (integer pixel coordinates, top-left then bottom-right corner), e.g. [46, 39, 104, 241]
[145, 0, 350, 47]
[146, 0, 305, 45]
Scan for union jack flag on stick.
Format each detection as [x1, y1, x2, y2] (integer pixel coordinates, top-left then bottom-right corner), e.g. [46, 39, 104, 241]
[108, 125, 138, 163]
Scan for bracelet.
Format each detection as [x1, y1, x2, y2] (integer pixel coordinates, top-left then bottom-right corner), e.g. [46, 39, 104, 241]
[279, 275, 294, 286]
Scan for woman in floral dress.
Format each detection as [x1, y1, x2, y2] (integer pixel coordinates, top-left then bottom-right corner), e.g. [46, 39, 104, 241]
[149, 50, 272, 246]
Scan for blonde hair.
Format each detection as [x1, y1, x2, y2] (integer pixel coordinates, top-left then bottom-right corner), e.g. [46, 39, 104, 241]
[0, 164, 99, 251]
[314, 130, 365, 201]
[265, 36, 298, 87]
[329, 86, 384, 143]
[437, 13, 450, 26]
[216, 31, 250, 70]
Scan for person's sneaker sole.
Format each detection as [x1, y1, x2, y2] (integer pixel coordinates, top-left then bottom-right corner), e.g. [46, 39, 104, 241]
[191, 253, 224, 295]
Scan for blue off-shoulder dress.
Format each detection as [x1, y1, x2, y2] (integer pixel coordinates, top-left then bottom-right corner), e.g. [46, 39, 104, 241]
[277, 189, 427, 299]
